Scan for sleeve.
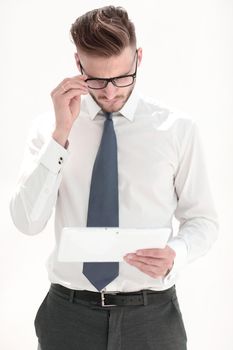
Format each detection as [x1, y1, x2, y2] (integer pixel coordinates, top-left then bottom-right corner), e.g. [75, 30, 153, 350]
[9, 116, 69, 235]
[163, 120, 219, 284]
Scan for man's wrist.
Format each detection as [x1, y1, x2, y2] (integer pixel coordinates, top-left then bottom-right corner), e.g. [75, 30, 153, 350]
[164, 262, 174, 277]
[52, 129, 69, 148]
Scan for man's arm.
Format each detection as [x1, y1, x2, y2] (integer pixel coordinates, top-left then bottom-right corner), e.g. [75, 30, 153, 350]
[10, 117, 69, 235]
[166, 121, 219, 278]
[124, 121, 219, 281]
[10, 75, 88, 235]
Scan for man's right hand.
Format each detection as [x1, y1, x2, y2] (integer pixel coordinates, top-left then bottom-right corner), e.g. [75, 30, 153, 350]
[50, 75, 88, 147]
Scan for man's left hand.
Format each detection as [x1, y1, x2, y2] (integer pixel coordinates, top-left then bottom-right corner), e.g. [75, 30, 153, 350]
[123, 245, 176, 278]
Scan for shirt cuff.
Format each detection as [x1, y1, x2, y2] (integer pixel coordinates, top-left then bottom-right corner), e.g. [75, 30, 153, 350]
[163, 237, 188, 284]
[38, 138, 69, 174]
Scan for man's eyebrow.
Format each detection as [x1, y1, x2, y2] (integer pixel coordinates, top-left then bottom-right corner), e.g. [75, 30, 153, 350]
[83, 64, 133, 79]
[87, 68, 132, 80]
[119, 67, 131, 76]
[114, 65, 135, 77]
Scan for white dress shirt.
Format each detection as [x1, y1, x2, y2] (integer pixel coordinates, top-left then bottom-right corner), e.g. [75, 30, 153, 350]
[10, 89, 218, 292]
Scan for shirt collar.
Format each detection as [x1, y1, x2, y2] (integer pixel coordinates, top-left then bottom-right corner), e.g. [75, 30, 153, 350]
[83, 94, 102, 120]
[83, 88, 140, 122]
[119, 88, 139, 121]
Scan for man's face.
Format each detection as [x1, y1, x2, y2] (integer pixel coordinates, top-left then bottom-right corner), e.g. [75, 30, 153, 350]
[75, 46, 142, 113]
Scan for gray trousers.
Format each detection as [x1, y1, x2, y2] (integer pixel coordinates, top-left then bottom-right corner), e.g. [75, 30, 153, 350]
[35, 285, 187, 350]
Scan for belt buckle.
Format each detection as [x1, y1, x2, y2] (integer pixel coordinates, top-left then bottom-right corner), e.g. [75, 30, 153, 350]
[101, 290, 117, 307]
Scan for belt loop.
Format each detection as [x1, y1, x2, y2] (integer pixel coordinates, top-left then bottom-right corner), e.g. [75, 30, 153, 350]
[69, 290, 75, 303]
[142, 290, 148, 306]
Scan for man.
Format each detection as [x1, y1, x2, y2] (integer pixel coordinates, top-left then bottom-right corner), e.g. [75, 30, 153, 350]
[10, 5, 218, 350]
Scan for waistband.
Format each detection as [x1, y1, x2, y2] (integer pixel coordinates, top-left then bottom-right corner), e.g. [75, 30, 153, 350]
[50, 283, 176, 307]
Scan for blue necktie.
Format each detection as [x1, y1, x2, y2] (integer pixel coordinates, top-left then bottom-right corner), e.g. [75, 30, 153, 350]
[82, 112, 119, 291]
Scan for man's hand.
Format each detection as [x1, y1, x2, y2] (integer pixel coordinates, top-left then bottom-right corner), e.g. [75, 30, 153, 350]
[123, 245, 176, 278]
[51, 75, 88, 146]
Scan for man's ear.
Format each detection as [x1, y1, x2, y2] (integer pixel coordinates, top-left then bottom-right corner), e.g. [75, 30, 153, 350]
[137, 47, 143, 67]
[74, 52, 81, 72]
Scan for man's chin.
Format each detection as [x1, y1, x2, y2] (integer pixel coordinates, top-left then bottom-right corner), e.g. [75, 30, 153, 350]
[89, 87, 134, 113]
[98, 98, 125, 113]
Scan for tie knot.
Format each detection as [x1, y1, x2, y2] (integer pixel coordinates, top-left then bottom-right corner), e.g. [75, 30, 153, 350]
[104, 112, 113, 120]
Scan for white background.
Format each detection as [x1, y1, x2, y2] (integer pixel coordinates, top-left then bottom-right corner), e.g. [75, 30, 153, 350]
[0, 0, 232, 349]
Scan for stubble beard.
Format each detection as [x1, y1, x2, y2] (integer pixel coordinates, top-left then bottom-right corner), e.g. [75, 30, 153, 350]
[89, 85, 135, 113]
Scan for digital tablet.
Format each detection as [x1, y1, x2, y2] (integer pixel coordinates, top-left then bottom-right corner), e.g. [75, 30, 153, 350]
[57, 227, 171, 262]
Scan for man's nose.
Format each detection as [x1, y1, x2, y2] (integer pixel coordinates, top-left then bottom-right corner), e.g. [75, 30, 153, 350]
[103, 81, 118, 99]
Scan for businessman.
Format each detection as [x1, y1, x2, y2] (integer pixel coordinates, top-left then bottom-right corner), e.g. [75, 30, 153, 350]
[10, 5, 218, 350]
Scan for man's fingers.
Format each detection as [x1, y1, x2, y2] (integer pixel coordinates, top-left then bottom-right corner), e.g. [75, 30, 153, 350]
[136, 246, 176, 259]
[134, 256, 168, 267]
[62, 79, 88, 92]
[123, 246, 175, 279]
[52, 83, 88, 97]
[124, 254, 171, 270]
[51, 76, 88, 97]
[135, 248, 166, 258]
[60, 88, 88, 100]
[125, 255, 163, 266]
[125, 259, 167, 278]
[52, 86, 88, 99]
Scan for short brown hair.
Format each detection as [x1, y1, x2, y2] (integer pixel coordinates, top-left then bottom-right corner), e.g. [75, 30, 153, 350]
[70, 6, 136, 57]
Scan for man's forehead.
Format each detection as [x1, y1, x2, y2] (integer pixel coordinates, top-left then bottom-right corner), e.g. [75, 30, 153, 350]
[78, 47, 135, 77]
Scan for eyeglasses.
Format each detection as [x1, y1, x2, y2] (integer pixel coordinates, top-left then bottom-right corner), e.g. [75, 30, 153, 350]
[79, 50, 138, 90]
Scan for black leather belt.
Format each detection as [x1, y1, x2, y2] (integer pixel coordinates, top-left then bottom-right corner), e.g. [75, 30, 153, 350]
[50, 283, 175, 307]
